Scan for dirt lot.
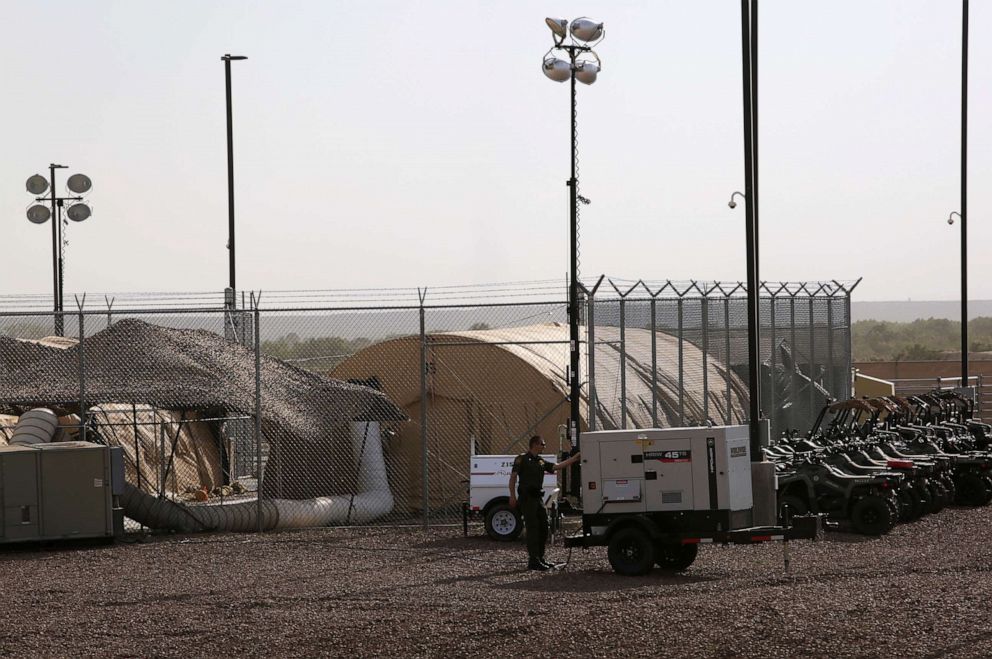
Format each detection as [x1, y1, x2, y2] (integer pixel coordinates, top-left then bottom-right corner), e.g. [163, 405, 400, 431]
[2, 506, 992, 658]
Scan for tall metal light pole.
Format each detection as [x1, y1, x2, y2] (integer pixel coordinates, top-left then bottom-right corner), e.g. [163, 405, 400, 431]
[25, 166, 93, 337]
[542, 18, 604, 452]
[960, 0, 969, 387]
[222, 54, 247, 303]
[49, 164, 66, 329]
[946, 1, 969, 391]
[735, 0, 762, 457]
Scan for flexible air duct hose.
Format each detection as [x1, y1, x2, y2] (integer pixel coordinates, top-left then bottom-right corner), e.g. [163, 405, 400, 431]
[10, 408, 60, 445]
[122, 421, 394, 532]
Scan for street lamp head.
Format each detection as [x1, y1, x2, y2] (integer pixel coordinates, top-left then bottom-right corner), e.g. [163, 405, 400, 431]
[222, 54, 248, 61]
[947, 211, 961, 225]
[66, 203, 91, 222]
[26, 204, 51, 224]
[570, 18, 604, 43]
[575, 58, 600, 85]
[545, 17, 568, 43]
[728, 191, 745, 209]
[26, 174, 49, 195]
[542, 55, 571, 82]
[66, 173, 92, 194]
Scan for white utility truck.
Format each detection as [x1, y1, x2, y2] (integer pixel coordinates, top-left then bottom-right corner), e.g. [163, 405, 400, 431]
[463, 454, 560, 540]
[565, 426, 821, 575]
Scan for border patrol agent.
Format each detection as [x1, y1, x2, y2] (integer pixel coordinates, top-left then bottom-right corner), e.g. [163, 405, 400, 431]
[509, 435, 580, 571]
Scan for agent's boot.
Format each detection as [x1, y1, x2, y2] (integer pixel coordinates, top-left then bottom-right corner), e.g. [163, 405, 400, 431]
[527, 558, 550, 571]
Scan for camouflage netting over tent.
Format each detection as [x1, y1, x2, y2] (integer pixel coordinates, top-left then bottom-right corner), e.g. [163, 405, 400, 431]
[0, 335, 62, 381]
[0, 319, 406, 499]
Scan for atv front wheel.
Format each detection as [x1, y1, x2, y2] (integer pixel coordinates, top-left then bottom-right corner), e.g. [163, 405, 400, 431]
[851, 495, 895, 535]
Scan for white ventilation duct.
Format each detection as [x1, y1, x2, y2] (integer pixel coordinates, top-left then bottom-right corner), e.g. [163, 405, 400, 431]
[121, 421, 394, 531]
[9, 408, 60, 445]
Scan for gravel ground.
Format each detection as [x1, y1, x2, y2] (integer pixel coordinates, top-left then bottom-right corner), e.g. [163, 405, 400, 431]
[3, 507, 992, 658]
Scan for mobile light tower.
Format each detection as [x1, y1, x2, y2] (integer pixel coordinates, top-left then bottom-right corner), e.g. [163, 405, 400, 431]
[25, 166, 93, 336]
[542, 17, 604, 452]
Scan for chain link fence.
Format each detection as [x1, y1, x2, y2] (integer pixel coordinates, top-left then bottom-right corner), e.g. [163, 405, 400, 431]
[0, 280, 854, 531]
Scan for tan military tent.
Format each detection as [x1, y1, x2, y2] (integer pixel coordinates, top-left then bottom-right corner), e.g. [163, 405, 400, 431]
[331, 323, 748, 513]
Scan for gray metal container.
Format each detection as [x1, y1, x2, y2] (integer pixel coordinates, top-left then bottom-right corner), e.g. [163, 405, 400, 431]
[1, 442, 117, 544]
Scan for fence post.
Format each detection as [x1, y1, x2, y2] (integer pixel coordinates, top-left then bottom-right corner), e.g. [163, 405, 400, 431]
[790, 295, 798, 431]
[768, 292, 777, 436]
[419, 290, 430, 529]
[131, 403, 142, 491]
[254, 307, 263, 532]
[724, 296, 732, 424]
[104, 296, 114, 330]
[808, 296, 816, 416]
[619, 297, 627, 429]
[845, 291, 854, 399]
[678, 297, 685, 425]
[587, 294, 597, 432]
[75, 293, 86, 442]
[826, 294, 835, 398]
[78, 309, 87, 443]
[158, 422, 166, 498]
[701, 296, 709, 424]
[651, 297, 658, 427]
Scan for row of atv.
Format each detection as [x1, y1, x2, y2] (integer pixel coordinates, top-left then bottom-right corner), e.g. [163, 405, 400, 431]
[766, 390, 992, 535]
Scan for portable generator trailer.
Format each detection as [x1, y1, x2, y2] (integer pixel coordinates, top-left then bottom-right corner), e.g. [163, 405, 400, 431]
[565, 426, 822, 576]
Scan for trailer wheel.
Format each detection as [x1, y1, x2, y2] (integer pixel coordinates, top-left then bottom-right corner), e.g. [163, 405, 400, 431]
[484, 503, 522, 541]
[607, 527, 655, 576]
[655, 542, 698, 572]
[850, 495, 894, 535]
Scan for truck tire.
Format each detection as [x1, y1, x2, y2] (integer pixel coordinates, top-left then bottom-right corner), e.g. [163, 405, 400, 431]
[655, 542, 698, 572]
[850, 495, 894, 536]
[484, 503, 522, 541]
[607, 527, 655, 576]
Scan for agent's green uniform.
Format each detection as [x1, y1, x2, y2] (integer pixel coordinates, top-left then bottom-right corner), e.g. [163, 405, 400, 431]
[512, 452, 554, 563]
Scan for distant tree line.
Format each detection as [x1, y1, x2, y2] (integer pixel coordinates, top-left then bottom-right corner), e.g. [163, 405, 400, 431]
[0, 322, 51, 340]
[853, 317, 992, 361]
[261, 333, 374, 370]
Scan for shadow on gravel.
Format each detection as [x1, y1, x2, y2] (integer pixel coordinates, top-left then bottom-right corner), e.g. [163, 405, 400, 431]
[411, 536, 523, 553]
[493, 570, 718, 593]
[433, 569, 531, 586]
[823, 533, 881, 545]
[0, 537, 115, 560]
[921, 629, 992, 659]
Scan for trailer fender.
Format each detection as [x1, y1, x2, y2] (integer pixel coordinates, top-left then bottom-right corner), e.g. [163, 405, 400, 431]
[603, 515, 662, 542]
[481, 496, 510, 517]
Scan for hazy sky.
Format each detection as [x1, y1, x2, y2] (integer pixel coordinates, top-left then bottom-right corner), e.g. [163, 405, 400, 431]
[1, 1, 989, 302]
